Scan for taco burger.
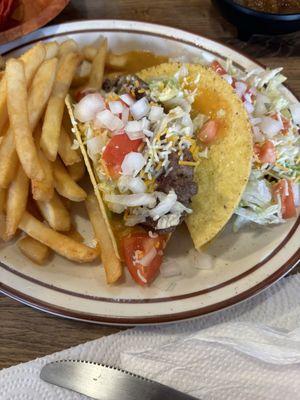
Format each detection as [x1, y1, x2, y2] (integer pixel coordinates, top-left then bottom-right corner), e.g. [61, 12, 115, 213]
[67, 62, 252, 286]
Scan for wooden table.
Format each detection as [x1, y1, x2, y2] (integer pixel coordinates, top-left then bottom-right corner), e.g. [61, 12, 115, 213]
[1, 0, 299, 370]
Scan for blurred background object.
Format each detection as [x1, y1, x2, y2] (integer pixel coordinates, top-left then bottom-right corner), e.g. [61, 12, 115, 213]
[214, 0, 300, 39]
[0, 0, 70, 45]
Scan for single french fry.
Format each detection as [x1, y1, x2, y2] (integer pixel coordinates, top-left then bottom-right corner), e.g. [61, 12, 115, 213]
[53, 158, 86, 202]
[58, 39, 79, 57]
[58, 126, 81, 166]
[19, 211, 99, 263]
[5, 164, 29, 239]
[0, 213, 6, 240]
[31, 148, 54, 202]
[20, 42, 46, 85]
[0, 188, 6, 213]
[18, 235, 50, 265]
[72, 60, 92, 87]
[28, 58, 58, 130]
[106, 52, 128, 70]
[85, 193, 122, 284]
[36, 191, 71, 232]
[67, 226, 84, 242]
[67, 159, 86, 182]
[6, 59, 44, 181]
[0, 127, 18, 188]
[82, 45, 97, 62]
[40, 52, 81, 161]
[45, 41, 59, 59]
[0, 42, 46, 136]
[88, 38, 107, 90]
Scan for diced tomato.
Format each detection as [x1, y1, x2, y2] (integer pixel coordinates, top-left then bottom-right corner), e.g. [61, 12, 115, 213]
[254, 140, 276, 164]
[210, 60, 226, 76]
[197, 120, 218, 144]
[273, 179, 296, 219]
[102, 133, 142, 178]
[74, 88, 97, 102]
[122, 231, 167, 286]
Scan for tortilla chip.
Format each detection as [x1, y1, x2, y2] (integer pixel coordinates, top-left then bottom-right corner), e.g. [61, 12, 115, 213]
[65, 95, 121, 259]
[138, 63, 253, 249]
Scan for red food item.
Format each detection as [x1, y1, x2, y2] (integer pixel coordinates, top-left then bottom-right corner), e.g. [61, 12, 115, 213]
[122, 231, 166, 286]
[273, 179, 296, 219]
[271, 113, 290, 135]
[211, 60, 226, 76]
[254, 140, 276, 164]
[102, 133, 142, 178]
[197, 120, 218, 144]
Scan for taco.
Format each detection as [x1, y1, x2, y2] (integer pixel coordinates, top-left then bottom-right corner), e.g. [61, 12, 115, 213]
[67, 62, 252, 286]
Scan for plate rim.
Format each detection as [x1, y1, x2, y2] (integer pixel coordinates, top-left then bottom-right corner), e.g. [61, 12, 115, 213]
[0, 19, 299, 325]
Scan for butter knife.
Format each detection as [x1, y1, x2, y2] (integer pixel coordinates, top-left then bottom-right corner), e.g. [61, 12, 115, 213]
[40, 360, 199, 400]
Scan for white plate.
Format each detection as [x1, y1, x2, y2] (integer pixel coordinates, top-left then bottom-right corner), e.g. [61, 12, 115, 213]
[0, 20, 299, 325]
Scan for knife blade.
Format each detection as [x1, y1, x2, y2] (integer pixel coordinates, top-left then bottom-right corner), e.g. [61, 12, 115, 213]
[40, 360, 199, 400]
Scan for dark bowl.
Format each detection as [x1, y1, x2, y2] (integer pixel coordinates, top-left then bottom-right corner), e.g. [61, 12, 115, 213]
[213, 0, 300, 39]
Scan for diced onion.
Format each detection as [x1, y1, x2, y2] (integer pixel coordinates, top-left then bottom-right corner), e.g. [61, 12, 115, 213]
[109, 100, 124, 115]
[244, 101, 254, 114]
[104, 193, 156, 207]
[235, 81, 247, 97]
[223, 74, 233, 85]
[259, 116, 282, 137]
[118, 175, 146, 193]
[290, 103, 300, 125]
[149, 190, 177, 221]
[138, 247, 157, 267]
[149, 105, 164, 122]
[121, 106, 130, 125]
[252, 126, 265, 143]
[121, 152, 146, 177]
[120, 93, 135, 106]
[86, 136, 105, 161]
[94, 109, 124, 131]
[160, 260, 182, 278]
[74, 93, 105, 122]
[125, 120, 145, 140]
[130, 97, 150, 120]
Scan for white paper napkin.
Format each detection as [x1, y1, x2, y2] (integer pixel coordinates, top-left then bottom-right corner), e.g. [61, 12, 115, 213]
[1, 274, 300, 400]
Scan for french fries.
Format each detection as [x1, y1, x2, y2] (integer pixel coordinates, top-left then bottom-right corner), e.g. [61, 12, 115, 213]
[86, 193, 122, 284]
[88, 38, 107, 90]
[45, 41, 59, 59]
[67, 226, 84, 242]
[31, 148, 54, 202]
[83, 45, 97, 62]
[0, 188, 6, 213]
[72, 60, 92, 87]
[19, 211, 99, 263]
[58, 39, 78, 57]
[0, 42, 46, 136]
[58, 126, 81, 166]
[106, 52, 128, 70]
[5, 165, 29, 240]
[0, 127, 18, 188]
[28, 58, 58, 130]
[67, 159, 86, 182]
[53, 158, 87, 201]
[18, 235, 50, 265]
[40, 52, 81, 161]
[36, 192, 71, 232]
[20, 42, 46, 85]
[6, 59, 44, 181]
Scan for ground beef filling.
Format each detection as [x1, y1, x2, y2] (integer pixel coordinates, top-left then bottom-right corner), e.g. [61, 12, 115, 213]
[143, 150, 198, 234]
[102, 75, 152, 101]
[102, 76, 198, 234]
